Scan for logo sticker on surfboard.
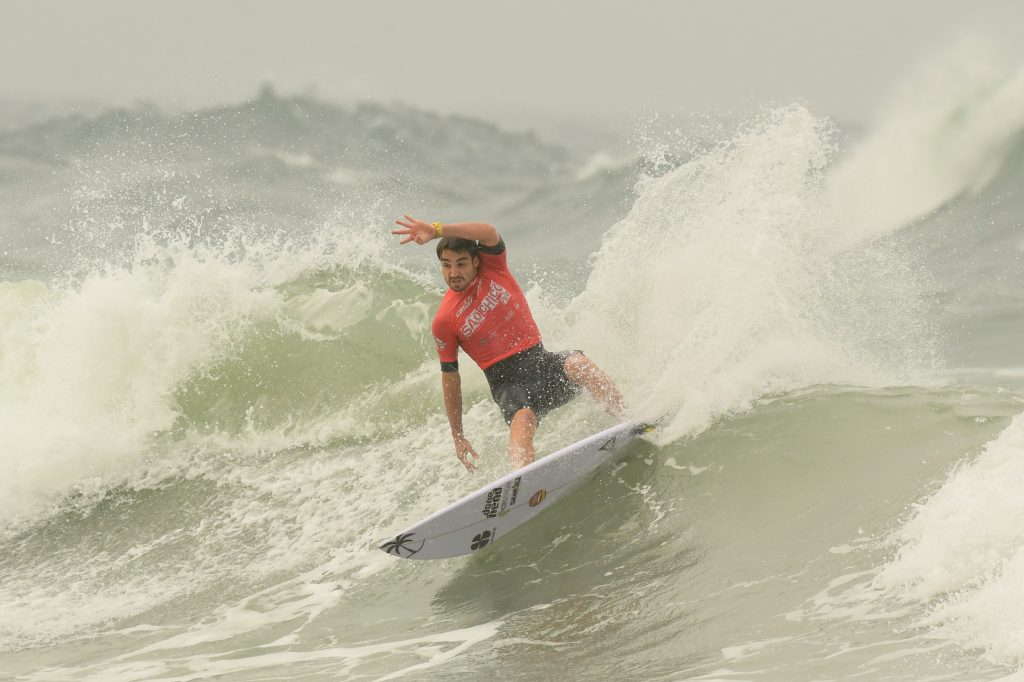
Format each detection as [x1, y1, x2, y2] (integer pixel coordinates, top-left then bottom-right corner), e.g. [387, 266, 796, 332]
[381, 532, 425, 558]
[471, 529, 496, 551]
[482, 476, 521, 518]
[528, 490, 547, 507]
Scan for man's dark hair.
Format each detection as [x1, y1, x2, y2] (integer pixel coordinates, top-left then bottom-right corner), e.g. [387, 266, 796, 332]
[436, 237, 479, 260]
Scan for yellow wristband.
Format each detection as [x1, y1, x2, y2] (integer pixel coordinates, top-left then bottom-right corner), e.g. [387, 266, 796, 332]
[432, 222, 443, 238]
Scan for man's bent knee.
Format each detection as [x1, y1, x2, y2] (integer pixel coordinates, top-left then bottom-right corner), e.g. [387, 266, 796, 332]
[563, 352, 592, 383]
[510, 407, 538, 428]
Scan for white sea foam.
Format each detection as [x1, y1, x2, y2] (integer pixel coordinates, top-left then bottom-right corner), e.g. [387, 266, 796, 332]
[0, 247, 280, 523]
[877, 412, 1024, 667]
[0, 209, 408, 527]
[539, 105, 936, 443]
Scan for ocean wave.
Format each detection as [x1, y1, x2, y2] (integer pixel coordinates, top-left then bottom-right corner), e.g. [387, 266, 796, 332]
[877, 409, 1024, 667]
[824, 46, 1024, 250]
[555, 105, 939, 442]
[2, 74, 1024, 678]
[0, 215, 438, 526]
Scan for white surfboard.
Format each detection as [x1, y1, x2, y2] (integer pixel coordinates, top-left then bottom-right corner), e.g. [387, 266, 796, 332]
[379, 420, 657, 560]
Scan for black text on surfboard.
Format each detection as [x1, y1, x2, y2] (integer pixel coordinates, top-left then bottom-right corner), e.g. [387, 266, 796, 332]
[481, 475, 521, 518]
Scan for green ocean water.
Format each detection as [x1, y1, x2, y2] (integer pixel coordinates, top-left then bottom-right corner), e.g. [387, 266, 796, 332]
[2, 65, 1024, 681]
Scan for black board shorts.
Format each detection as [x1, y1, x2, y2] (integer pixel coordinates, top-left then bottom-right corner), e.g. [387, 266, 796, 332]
[483, 343, 583, 425]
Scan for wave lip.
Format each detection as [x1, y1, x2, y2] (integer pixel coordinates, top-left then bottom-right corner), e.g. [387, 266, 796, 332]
[0, 213, 434, 527]
[0, 249, 280, 524]
[824, 48, 1024, 250]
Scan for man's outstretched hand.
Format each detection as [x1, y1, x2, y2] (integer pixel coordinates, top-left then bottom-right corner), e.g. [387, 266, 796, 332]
[454, 435, 479, 473]
[392, 215, 437, 245]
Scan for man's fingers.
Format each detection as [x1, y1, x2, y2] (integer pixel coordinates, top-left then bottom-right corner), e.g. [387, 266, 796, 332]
[400, 235, 414, 244]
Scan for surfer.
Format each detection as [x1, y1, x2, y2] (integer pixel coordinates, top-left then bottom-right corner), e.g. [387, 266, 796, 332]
[392, 215, 627, 472]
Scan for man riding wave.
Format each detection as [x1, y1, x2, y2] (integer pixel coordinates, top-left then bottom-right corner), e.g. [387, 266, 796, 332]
[392, 215, 627, 472]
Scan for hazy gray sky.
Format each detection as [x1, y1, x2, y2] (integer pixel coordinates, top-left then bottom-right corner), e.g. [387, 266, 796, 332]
[3, 0, 1023, 129]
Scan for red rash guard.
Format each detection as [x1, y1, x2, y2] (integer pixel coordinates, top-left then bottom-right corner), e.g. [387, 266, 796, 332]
[432, 240, 541, 371]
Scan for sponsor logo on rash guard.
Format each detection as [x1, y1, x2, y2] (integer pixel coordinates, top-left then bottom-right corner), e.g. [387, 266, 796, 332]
[456, 288, 477, 317]
[460, 280, 511, 338]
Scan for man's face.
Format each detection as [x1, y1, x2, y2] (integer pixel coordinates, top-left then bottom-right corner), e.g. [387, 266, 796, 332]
[439, 249, 479, 293]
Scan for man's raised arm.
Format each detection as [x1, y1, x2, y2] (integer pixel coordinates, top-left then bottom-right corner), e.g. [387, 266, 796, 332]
[393, 216, 500, 247]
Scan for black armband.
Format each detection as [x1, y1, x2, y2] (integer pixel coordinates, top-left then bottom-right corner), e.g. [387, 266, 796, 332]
[440, 360, 459, 373]
[478, 239, 505, 255]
